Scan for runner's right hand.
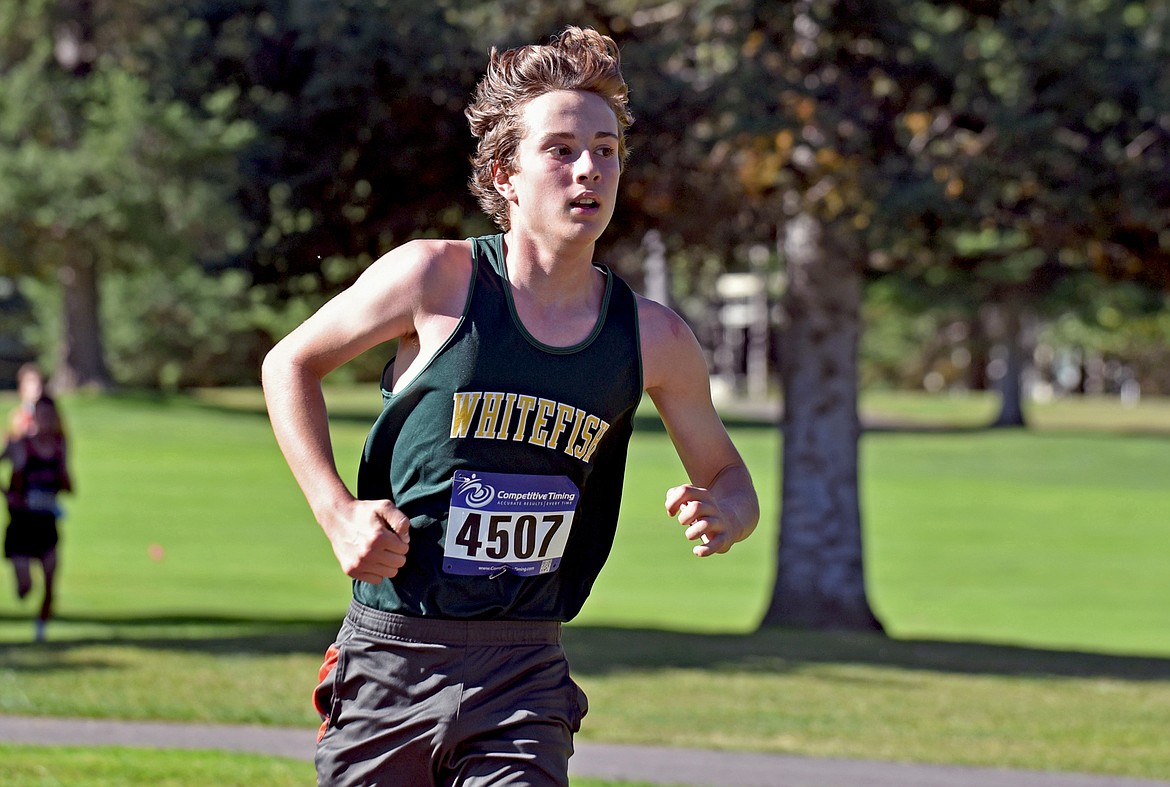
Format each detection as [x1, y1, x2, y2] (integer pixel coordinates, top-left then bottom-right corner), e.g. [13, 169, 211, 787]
[325, 499, 411, 583]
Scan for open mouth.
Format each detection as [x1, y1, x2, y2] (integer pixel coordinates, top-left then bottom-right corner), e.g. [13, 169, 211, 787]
[570, 197, 600, 210]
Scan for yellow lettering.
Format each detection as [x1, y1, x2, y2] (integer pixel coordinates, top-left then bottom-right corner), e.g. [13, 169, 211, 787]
[495, 393, 518, 440]
[562, 408, 586, 457]
[456, 390, 607, 462]
[529, 398, 557, 447]
[546, 402, 576, 450]
[574, 415, 601, 458]
[450, 392, 483, 438]
[511, 395, 538, 441]
[475, 392, 506, 439]
[580, 419, 610, 462]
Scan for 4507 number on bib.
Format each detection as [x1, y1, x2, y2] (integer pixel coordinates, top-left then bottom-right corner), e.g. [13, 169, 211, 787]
[443, 470, 579, 577]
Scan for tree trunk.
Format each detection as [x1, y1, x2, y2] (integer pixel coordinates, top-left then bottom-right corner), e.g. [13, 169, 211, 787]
[49, 0, 109, 392]
[990, 296, 1027, 428]
[54, 255, 112, 392]
[965, 315, 991, 391]
[761, 213, 882, 632]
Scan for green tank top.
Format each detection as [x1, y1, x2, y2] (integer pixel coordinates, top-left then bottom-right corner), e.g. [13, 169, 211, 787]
[354, 234, 643, 620]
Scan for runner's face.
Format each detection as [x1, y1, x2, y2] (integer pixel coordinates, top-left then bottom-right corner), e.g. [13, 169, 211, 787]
[19, 373, 43, 403]
[499, 90, 621, 243]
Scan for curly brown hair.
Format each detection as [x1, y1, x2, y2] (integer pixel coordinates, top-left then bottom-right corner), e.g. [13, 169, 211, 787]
[465, 26, 634, 231]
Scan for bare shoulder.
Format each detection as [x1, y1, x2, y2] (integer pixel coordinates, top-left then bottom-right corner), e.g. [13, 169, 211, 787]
[636, 294, 707, 392]
[358, 238, 472, 316]
[366, 238, 471, 289]
[636, 294, 692, 342]
[270, 238, 473, 360]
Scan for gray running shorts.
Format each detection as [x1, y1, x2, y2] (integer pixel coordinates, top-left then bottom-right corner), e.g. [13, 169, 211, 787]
[314, 599, 588, 787]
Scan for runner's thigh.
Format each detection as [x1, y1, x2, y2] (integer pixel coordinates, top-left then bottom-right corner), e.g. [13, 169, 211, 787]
[443, 643, 587, 787]
[316, 626, 459, 787]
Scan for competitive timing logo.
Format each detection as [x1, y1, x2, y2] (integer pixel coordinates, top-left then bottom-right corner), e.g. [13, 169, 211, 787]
[455, 473, 496, 509]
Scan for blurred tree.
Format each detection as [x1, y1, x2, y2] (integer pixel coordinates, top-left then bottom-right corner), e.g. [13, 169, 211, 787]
[665, 0, 961, 631]
[0, 0, 251, 390]
[152, 1, 748, 377]
[647, 0, 1169, 631]
[160, 0, 488, 301]
[1037, 279, 1170, 396]
[883, 0, 1170, 425]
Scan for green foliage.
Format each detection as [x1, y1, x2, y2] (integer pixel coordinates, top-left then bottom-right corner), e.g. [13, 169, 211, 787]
[0, 16, 250, 277]
[166, 1, 491, 294]
[20, 267, 266, 389]
[101, 267, 261, 389]
[905, 0, 1170, 292]
[1039, 282, 1170, 394]
[862, 272, 1170, 395]
[860, 278, 969, 390]
[0, 1, 256, 387]
[8, 1, 1164, 390]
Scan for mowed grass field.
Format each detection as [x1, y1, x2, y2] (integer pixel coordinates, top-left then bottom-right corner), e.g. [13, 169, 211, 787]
[1, 387, 1169, 784]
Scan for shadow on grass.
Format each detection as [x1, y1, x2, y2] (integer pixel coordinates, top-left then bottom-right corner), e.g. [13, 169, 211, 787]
[3, 613, 1169, 683]
[0, 613, 340, 659]
[562, 625, 1170, 681]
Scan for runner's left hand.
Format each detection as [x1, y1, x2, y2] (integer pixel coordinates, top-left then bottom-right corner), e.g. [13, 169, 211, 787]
[665, 484, 742, 557]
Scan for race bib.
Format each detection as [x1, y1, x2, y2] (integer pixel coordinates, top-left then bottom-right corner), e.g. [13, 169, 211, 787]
[443, 470, 579, 577]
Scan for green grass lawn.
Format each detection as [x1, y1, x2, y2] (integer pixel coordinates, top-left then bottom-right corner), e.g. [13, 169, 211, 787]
[0, 388, 1168, 782]
[0, 745, 315, 786]
[858, 390, 1170, 655]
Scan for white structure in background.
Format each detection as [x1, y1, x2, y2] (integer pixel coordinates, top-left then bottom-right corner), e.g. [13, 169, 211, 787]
[713, 269, 770, 400]
[640, 234, 774, 403]
[641, 230, 669, 305]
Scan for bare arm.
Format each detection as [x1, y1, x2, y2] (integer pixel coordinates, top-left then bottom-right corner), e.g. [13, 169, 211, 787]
[261, 239, 468, 582]
[639, 297, 760, 556]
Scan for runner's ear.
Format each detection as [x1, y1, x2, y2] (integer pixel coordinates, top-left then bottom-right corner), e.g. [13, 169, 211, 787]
[493, 163, 516, 202]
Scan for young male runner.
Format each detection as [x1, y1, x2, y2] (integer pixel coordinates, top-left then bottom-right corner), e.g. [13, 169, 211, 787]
[263, 26, 759, 786]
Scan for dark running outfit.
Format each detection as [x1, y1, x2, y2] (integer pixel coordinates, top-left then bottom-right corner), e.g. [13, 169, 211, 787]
[314, 234, 642, 785]
[4, 435, 68, 560]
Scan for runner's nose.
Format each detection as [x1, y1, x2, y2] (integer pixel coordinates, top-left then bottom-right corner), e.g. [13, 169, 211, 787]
[575, 151, 601, 182]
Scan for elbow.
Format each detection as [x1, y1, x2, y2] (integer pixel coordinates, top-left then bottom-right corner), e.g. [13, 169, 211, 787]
[260, 344, 286, 395]
[261, 339, 330, 399]
[260, 340, 306, 397]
